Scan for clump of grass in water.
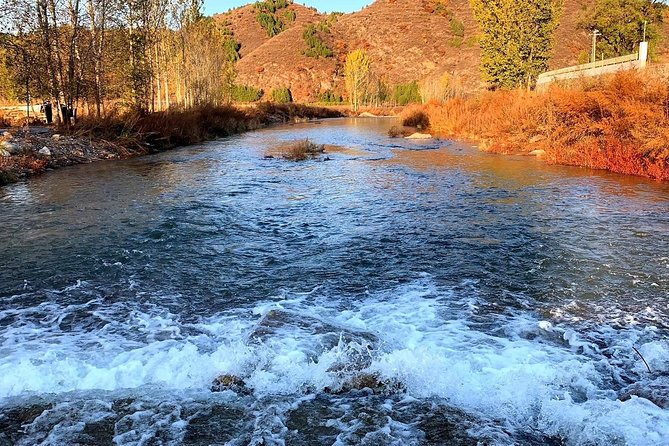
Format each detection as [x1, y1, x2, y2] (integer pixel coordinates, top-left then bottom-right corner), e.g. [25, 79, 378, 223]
[388, 125, 415, 138]
[281, 139, 325, 161]
[401, 107, 430, 129]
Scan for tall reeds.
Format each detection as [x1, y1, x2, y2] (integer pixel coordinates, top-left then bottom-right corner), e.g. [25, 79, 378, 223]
[423, 70, 669, 180]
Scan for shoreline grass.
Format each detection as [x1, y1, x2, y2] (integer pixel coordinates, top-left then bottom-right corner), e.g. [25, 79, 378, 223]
[0, 103, 343, 186]
[419, 70, 669, 181]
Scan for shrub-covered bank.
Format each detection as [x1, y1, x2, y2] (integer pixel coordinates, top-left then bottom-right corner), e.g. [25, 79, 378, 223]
[0, 103, 343, 187]
[417, 71, 669, 181]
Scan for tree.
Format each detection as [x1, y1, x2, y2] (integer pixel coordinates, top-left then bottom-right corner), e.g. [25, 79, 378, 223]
[344, 49, 370, 112]
[581, 0, 665, 59]
[470, 0, 563, 89]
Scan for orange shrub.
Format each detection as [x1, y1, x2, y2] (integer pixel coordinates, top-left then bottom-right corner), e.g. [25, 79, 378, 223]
[424, 70, 669, 180]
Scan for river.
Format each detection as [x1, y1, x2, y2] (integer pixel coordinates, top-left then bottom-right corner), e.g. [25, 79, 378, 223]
[0, 118, 668, 445]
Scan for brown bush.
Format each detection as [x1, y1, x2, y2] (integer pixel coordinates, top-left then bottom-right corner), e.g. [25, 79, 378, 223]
[68, 103, 343, 154]
[388, 125, 414, 138]
[281, 139, 325, 161]
[401, 107, 430, 129]
[423, 70, 669, 180]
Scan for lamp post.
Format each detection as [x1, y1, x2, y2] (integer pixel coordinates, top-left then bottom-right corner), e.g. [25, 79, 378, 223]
[591, 29, 601, 63]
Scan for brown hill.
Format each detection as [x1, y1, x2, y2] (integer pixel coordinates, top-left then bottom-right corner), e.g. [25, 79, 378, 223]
[330, 0, 483, 90]
[219, 0, 661, 103]
[214, 2, 323, 57]
[233, 0, 483, 102]
[234, 25, 339, 101]
[551, 0, 592, 67]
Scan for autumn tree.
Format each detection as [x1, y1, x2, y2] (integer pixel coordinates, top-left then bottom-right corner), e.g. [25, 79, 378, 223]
[581, 0, 665, 59]
[0, 0, 238, 119]
[344, 49, 371, 112]
[470, 0, 563, 89]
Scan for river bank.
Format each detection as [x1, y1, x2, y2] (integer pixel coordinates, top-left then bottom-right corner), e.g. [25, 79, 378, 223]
[0, 103, 343, 187]
[414, 70, 669, 181]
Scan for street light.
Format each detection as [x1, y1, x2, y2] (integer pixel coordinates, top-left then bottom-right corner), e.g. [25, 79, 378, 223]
[591, 29, 601, 63]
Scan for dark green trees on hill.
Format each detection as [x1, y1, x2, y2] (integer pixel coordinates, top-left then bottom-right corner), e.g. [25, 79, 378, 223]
[470, 0, 563, 89]
[255, 0, 293, 37]
[581, 0, 665, 59]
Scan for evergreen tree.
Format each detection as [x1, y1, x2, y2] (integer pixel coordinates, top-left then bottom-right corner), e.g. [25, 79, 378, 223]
[470, 0, 563, 89]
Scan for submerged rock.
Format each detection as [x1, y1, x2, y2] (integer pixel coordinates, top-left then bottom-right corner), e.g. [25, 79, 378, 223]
[250, 309, 378, 349]
[359, 112, 378, 118]
[529, 149, 546, 157]
[619, 380, 669, 409]
[211, 374, 251, 395]
[405, 132, 433, 140]
[0, 141, 17, 154]
[325, 372, 406, 396]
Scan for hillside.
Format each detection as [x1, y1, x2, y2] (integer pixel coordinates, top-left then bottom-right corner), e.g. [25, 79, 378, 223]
[217, 0, 662, 103]
[228, 0, 483, 102]
[551, 0, 592, 67]
[214, 2, 323, 57]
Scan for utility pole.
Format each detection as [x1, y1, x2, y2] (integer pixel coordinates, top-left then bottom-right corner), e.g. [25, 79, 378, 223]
[591, 29, 601, 63]
[642, 21, 648, 42]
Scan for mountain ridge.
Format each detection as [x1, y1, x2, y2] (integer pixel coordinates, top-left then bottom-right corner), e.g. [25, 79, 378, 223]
[215, 0, 665, 102]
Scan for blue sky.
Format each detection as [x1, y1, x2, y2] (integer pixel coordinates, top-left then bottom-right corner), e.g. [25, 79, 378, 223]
[204, 0, 373, 15]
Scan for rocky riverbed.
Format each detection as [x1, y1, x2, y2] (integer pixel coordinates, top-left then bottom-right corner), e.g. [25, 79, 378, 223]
[0, 127, 133, 186]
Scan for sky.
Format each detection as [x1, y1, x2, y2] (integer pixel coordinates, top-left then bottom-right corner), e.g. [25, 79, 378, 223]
[204, 0, 374, 15]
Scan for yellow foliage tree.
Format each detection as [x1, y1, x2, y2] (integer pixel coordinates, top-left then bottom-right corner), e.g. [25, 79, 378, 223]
[344, 49, 371, 112]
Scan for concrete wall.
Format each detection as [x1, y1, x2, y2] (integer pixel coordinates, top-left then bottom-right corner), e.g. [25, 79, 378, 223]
[536, 42, 649, 89]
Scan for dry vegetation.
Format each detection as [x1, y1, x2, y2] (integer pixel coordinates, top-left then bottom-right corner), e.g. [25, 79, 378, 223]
[279, 139, 325, 161]
[0, 104, 343, 186]
[422, 70, 669, 180]
[69, 103, 341, 150]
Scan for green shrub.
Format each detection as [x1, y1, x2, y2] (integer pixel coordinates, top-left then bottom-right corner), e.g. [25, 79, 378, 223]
[232, 85, 264, 102]
[223, 38, 241, 63]
[254, 0, 291, 36]
[283, 10, 296, 22]
[392, 81, 422, 106]
[317, 90, 343, 104]
[254, 0, 289, 14]
[271, 87, 293, 103]
[303, 24, 333, 58]
[256, 12, 284, 37]
[450, 18, 465, 38]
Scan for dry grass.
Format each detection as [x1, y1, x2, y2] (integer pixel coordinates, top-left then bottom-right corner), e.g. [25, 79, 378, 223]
[388, 125, 415, 138]
[0, 103, 343, 187]
[280, 139, 325, 161]
[68, 103, 342, 154]
[423, 70, 669, 181]
[0, 114, 10, 128]
[401, 107, 431, 129]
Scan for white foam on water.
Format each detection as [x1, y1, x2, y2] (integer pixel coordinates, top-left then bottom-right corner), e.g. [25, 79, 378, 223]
[1, 277, 668, 445]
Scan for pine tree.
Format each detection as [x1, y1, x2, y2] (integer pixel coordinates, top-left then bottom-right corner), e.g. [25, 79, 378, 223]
[470, 0, 563, 89]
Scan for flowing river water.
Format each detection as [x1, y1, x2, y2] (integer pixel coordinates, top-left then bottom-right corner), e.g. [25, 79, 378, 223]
[0, 118, 668, 445]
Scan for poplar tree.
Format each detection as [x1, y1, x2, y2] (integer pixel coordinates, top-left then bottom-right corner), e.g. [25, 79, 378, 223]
[470, 0, 563, 89]
[344, 49, 371, 112]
